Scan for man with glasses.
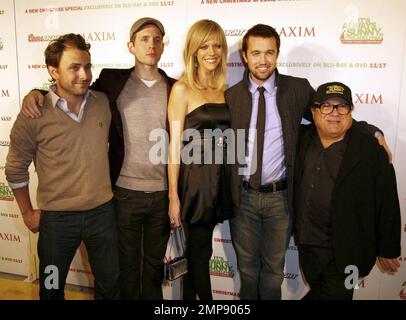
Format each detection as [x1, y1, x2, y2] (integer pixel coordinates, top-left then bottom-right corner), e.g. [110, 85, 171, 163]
[294, 82, 401, 300]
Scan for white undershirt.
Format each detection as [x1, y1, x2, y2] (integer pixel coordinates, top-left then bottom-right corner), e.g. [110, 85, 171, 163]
[141, 79, 158, 87]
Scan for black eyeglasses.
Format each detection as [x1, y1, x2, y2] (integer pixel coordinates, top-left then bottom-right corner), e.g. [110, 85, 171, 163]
[313, 102, 352, 115]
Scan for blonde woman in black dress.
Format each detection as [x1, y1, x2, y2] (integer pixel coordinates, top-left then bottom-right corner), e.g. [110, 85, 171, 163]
[168, 19, 233, 300]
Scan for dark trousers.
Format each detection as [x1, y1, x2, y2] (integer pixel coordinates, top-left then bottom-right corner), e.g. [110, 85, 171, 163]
[38, 200, 120, 300]
[299, 245, 354, 300]
[113, 186, 170, 300]
[182, 223, 216, 300]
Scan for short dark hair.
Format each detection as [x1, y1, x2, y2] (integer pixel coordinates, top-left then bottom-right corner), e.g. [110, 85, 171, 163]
[242, 24, 280, 54]
[45, 33, 91, 68]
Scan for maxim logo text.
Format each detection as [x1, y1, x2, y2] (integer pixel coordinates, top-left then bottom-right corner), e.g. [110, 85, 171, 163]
[0, 233, 21, 242]
[354, 94, 383, 104]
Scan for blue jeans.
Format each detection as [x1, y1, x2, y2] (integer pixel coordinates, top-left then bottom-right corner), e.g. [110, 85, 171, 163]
[230, 188, 290, 300]
[38, 200, 120, 300]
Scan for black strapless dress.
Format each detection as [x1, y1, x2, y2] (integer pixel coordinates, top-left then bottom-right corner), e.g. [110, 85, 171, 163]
[178, 103, 234, 226]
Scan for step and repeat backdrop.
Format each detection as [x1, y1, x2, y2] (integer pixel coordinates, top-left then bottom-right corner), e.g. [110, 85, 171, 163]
[0, 0, 405, 299]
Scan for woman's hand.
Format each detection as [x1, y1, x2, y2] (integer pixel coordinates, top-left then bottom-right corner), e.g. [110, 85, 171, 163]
[167, 81, 188, 229]
[168, 196, 182, 228]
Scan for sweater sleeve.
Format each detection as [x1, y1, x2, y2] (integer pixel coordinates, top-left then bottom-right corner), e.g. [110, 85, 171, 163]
[5, 113, 37, 185]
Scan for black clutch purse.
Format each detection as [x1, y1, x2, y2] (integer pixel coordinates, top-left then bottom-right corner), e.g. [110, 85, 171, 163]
[164, 226, 188, 281]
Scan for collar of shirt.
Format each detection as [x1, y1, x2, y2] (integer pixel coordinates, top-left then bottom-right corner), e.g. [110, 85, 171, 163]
[248, 71, 276, 96]
[311, 126, 350, 153]
[49, 84, 95, 122]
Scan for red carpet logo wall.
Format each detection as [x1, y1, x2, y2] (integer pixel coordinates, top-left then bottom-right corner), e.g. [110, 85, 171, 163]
[0, 0, 405, 299]
[0, 0, 32, 279]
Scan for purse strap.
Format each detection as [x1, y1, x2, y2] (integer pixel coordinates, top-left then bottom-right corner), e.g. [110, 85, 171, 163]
[166, 226, 186, 260]
[165, 231, 175, 262]
[173, 226, 186, 257]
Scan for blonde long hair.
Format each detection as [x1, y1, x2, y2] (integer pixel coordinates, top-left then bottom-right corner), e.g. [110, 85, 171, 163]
[182, 19, 228, 92]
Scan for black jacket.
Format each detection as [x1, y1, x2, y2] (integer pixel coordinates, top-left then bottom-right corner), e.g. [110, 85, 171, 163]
[294, 124, 401, 277]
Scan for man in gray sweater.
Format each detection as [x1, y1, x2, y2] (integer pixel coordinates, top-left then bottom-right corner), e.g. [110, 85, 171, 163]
[6, 34, 120, 300]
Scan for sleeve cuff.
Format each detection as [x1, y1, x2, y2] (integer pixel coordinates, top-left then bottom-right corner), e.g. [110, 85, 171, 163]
[9, 180, 29, 189]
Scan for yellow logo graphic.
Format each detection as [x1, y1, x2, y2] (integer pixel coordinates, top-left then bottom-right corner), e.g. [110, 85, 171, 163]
[326, 85, 344, 95]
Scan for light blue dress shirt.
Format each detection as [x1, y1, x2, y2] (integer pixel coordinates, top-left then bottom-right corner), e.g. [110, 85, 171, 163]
[244, 72, 286, 184]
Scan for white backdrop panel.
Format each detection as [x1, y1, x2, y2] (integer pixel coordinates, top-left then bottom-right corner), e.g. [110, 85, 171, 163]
[0, 0, 405, 299]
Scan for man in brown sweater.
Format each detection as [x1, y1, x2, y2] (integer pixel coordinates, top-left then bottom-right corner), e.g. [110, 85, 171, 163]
[5, 34, 120, 300]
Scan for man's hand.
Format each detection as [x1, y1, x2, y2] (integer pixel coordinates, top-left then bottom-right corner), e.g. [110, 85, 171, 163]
[21, 90, 44, 118]
[378, 256, 400, 273]
[21, 209, 41, 233]
[376, 133, 392, 163]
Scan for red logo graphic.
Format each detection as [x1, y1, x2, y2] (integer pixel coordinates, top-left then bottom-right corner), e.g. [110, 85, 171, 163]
[279, 26, 315, 37]
[1, 89, 9, 97]
[212, 289, 240, 297]
[213, 237, 232, 244]
[354, 93, 383, 105]
[399, 282, 406, 300]
[0, 233, 21, 242]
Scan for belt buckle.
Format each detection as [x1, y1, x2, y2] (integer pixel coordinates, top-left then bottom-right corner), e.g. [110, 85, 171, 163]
[258, 183, 269, 193]
[259, 181, 279, 192]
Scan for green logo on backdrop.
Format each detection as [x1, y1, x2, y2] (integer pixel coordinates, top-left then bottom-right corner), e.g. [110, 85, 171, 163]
[0, 182, 14, 201]
[341, 17, 383, 44]
[209, 256, 234, 278]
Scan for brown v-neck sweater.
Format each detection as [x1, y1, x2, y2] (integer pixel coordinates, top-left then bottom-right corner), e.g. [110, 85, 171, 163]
[6, 91, 112, 211]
